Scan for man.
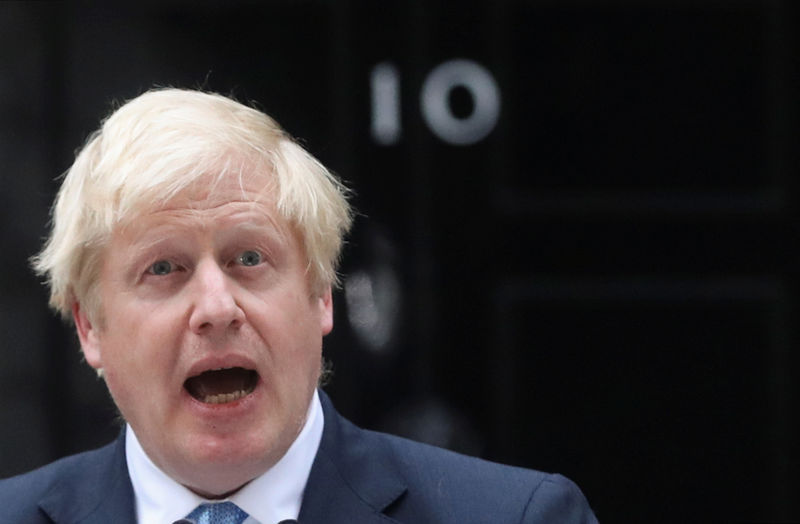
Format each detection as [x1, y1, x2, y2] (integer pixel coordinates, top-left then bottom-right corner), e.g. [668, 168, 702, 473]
[0, 89, 598, 523]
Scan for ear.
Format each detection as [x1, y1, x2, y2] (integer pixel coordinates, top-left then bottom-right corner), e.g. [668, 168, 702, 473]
[317, 286, 334, 336]
[72, 301, 103, 369]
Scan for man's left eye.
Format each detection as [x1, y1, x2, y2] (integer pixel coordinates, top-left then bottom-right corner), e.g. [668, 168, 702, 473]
[237, 250, 262, 266]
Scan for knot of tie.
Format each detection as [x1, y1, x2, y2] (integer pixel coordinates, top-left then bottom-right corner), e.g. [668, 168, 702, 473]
[184, 501, 249, 524]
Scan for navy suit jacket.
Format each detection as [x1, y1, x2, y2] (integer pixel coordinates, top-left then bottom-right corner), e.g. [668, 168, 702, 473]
[0, 392, 598, 523]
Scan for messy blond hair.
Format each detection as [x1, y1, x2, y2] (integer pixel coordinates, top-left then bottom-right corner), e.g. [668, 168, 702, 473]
[32, 88, 352, 321]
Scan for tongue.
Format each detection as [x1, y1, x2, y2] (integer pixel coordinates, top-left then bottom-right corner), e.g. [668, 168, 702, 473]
[185, 367, 256, 400]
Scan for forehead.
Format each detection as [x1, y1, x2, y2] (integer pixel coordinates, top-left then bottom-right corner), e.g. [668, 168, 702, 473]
[115, 172, 286, 240]
[170, 168, 276, 208]
[111, 150, 275, 215]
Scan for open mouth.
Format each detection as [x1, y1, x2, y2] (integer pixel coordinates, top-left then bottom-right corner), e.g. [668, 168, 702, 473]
[184, 367, 258, 404]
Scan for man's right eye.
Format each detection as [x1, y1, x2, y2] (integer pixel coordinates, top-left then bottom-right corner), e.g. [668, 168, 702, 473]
[148, 260, 174, 275]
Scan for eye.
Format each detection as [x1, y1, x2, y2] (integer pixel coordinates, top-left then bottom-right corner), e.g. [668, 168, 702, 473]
[148, 260, 174, 276]
[237, 250, 262, 267]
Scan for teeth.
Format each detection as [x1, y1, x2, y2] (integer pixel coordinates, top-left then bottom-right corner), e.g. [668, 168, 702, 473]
[202, 389, 247, 404]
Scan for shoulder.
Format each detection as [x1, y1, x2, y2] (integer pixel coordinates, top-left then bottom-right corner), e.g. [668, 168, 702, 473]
[317, 391, 597, 523]
[0, 440, 120, 522]
[371, 429, 597, 523]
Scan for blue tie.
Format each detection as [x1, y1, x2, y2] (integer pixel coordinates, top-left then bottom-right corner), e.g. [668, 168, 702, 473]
[184, 502, 249, 524]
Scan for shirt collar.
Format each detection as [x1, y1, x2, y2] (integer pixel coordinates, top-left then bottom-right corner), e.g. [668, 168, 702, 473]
[126, 389, 324, 524]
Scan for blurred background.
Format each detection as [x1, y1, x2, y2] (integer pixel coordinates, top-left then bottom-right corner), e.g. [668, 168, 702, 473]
[1, 1, 798, 521]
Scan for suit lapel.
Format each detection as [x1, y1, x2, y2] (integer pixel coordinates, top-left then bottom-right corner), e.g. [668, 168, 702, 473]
[38, 431, 136, 524]
[299, 391, 407, 524]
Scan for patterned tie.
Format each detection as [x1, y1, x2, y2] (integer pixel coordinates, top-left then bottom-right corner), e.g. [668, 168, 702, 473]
[183, 502, 249, 524]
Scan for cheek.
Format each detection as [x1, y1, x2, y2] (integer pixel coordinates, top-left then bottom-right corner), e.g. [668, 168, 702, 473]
[98, 331, 172, 419]
[259, 300, 324, 373]
[97, 332, 147, 388]
[100, 358, 139, 417]
[97, 303, 180, 381]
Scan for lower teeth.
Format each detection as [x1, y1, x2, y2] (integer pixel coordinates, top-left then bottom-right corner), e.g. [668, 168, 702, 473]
[202, 389, 247, 404]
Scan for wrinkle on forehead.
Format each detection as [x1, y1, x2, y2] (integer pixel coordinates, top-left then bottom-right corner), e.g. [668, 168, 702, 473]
[113, 151, 276, 219]
[117, 166, 281, 234]
[170, 166, 276, 209]
[116, 198, 291, 251]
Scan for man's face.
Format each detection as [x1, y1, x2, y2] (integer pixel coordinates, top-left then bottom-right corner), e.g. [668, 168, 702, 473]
[74, 174, 333, 497]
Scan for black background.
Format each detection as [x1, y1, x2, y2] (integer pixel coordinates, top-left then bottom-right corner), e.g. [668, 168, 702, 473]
[1, 1, 798, 521]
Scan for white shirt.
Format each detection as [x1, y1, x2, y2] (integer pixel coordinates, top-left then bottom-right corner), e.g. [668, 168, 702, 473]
[126, 390, 324, 524]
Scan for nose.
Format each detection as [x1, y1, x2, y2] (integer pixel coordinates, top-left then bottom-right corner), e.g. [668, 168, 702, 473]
[188, 260, 245, 334]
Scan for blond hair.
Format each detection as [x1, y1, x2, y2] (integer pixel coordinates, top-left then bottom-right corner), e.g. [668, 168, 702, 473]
[32, 88, 352, 321]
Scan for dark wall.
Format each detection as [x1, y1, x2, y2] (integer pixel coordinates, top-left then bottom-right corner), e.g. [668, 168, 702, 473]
[1, 1, 797, 521]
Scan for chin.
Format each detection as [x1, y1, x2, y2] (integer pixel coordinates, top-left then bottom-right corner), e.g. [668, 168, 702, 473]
[172, 447, 270, 498]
